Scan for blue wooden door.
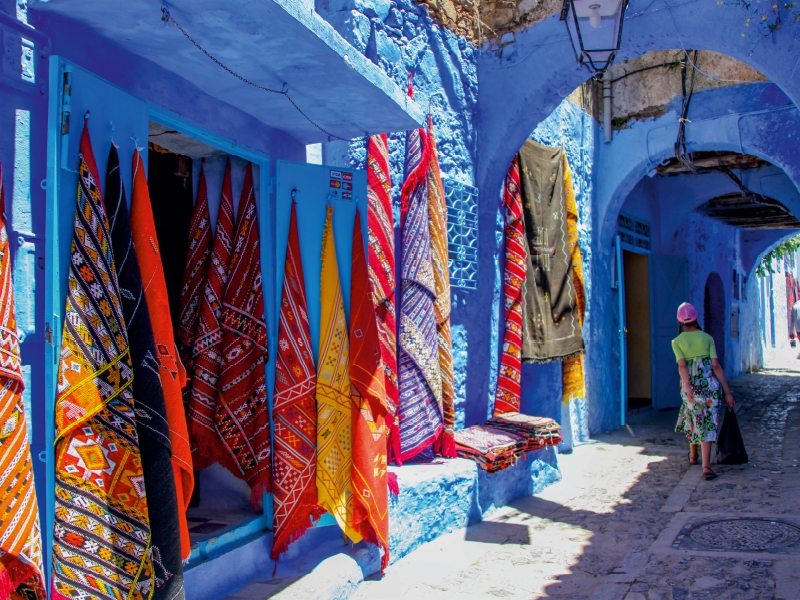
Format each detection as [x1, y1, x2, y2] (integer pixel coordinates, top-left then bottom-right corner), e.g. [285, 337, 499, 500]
[44, 57, 150, 579]
[650, 255, 688, 410]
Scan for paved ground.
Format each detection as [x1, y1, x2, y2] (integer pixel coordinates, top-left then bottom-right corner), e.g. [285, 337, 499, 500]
[351, 369, 800, 600]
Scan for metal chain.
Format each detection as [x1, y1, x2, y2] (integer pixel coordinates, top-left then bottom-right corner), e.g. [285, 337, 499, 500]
[161, 4, 351, 141]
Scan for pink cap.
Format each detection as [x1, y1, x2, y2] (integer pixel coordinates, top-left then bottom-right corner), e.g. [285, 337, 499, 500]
[677, 302, 698, 324]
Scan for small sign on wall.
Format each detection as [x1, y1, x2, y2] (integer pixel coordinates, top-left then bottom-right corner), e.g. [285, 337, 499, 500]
[731, 305, 739, 339]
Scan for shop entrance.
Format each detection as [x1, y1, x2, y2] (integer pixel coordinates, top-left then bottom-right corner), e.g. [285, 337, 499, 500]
[623, 250, 652, 411]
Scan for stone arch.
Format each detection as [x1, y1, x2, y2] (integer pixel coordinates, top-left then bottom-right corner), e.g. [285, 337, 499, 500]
[476, 1, 800, 199]
[704, 271, 727, 366]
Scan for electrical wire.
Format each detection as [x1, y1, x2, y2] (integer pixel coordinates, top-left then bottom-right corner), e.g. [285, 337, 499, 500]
[674, 49, 698, 172]
[161, 4, 353, 141]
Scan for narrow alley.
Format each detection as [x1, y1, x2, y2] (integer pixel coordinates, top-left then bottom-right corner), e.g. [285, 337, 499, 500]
[322, 369, 800, 600]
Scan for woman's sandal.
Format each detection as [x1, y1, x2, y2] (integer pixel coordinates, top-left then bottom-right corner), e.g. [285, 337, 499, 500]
[703, 468, 718, 481]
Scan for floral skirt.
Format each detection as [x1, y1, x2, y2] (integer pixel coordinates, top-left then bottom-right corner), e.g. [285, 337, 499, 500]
[675, 356, 721, 444]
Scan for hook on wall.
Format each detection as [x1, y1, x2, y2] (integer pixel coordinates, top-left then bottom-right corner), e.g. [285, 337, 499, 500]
[83, 110, 90, 120]
[108, 121, 118, 148]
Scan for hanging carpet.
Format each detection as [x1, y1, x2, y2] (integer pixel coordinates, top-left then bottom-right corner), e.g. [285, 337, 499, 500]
[147, 149, 194, 337]
[106, 145, 185, 598]
[0, 163, 45, 600]
[494, 157, 525, 416]
[217, 164, 271, 504]
[177, 164, 212, 377]
[271, 202, 322, 560]
[366, 134, 400, 461]
[397, 128, 443, 463]
[560, 156, 587, 404]
[426, 119, 456, 458]
[518, 141, 584, 363]
[131, 149, 193, 561]
[52, 122, 153, 600]
[316, 206, 360, 542]
[350, 208, 390, 571]
[187, 160, 234, 471]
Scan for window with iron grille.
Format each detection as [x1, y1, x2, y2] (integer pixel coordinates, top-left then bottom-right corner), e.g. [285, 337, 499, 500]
[443, 179, 479, 290]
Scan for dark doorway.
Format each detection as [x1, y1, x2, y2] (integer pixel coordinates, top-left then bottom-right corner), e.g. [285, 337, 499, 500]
[704, 271, 726, 366]
[623, 250, 652, 411]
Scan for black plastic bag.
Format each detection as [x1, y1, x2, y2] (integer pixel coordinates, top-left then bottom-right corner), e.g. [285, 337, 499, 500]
[716, 408, 748, 465]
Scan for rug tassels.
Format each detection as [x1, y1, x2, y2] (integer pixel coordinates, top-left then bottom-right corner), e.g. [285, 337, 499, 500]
[387, 472, 399, 495]
[436, 430, 457, 459]
[250, 480, 272, 510]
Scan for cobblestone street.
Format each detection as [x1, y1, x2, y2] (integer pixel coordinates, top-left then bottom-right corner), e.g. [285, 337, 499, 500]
[350, 370, 800, 600]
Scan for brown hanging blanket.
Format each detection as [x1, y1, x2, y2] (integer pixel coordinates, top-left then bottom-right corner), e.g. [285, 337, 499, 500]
[518, 140, 584, 363]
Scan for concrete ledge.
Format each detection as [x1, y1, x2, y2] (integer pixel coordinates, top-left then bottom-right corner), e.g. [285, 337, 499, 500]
[186, 447, 561, 600]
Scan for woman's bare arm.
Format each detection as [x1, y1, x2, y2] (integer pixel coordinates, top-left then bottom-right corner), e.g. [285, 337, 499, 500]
[677, 359, 694, 403]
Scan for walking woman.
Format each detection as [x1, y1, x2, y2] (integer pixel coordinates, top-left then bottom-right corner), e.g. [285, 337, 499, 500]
[673, 302, 735, 480]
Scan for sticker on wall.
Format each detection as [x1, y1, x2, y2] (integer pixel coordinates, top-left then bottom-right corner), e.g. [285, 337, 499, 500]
[330, 170, 342, 180]
[330, 180, 341, 189]
[342, 172, 353, 182]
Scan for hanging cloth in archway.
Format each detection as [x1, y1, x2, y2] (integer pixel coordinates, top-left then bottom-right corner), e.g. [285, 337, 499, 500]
[350, 208, 390, 571]
[177, 164, 212, 378]
[316, 206, 360, 542]
[426, 119, 456, 458]
[216, 164, 271, 505]
[366, 134, 400, 461]
[494, 156, 525, 416]
[187, 160, 234, 471]
[0, 163, 45, 600]
[271, 202, 322, 560]
[397, 128, 443, 462]
[131, 148, 193, 561]
[560, 155, 587, 404]
[518, 140, 584, 363]
[106, 145, 185, 595]
[52, 122, 153, 600]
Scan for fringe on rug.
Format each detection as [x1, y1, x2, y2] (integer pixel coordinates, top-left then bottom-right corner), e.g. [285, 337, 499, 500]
[387, 472, 400, 495]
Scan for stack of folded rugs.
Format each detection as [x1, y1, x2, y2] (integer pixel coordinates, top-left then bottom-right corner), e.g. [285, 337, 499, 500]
[453, 413, 562, 473]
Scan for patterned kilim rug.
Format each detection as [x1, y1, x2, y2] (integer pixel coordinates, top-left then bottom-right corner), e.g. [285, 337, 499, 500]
[131, 148, 193, 560]
[366, 134, 399, 461]
[487, 412, 563, 451]
[350, 208, 390, 571]
[106, 145, 185, 598]
[52, 121, 154, 600]
[217, 164, 271, 504]
[0, 162, 45, 600]
[316, 206, 360, 542]
[177, 164, 212, 379]
[560, 155, 587, 404]
[518, 140, 584, 363]
[397, 128, 443, 463]
[271, 201, 322, 560]
[454, 425, 526, 473]
[426, 119, 456, 458]
[494, 157, 525, 415]
[187, 160, 234, 471]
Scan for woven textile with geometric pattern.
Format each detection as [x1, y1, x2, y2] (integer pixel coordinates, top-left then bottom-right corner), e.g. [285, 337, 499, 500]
[426, 118, 456, 458]
[187, 160, 234, 471]
[316, 206, 360, 542]
[494, 157, 526, 416]
[217, 164, 271, 504]
[397, 128, 443, 463]
[350, 208, 390, 571]
[560, 155, 587, 404]
[271, 202, 322, 560]
[0, 162, 45, 600]
[177, 163, 212, 378]
[106, 145, 185, 599]
[52, 122, 154, 600]
[365, 134, 399, 461]
[131, 148, 194, 561]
